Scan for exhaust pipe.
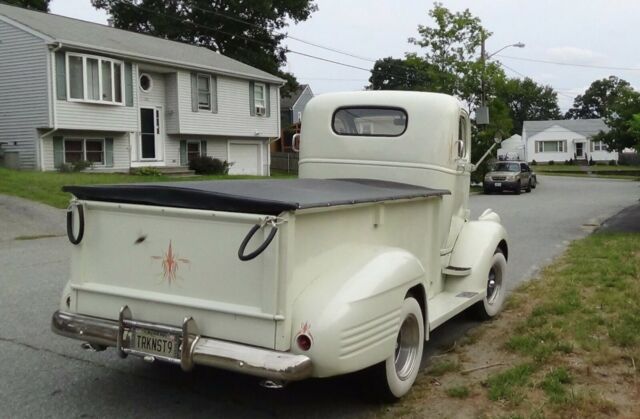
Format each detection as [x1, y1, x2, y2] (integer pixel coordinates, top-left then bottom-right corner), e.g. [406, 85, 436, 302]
[259, 379, 286, 389]
[81, 342, 107, 352]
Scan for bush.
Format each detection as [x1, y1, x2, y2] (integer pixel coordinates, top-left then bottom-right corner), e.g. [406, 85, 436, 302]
[189, 156, 230, 175]
[134, 167, 162, 176]
[531, 160, 537, 166]
[548, 160, 555, 165]
[589, 156, 595, 166]
[568, 158, 573, 165]
[609, 159, 617, 166]
[58, 160, 91, 173]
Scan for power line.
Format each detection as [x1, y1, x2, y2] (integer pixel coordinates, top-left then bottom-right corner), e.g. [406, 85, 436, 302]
[111, 0, 372, 73]
[497, 54, 640, 72]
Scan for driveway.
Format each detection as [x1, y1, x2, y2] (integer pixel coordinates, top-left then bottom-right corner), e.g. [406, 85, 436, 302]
[0, 175, 638, 419]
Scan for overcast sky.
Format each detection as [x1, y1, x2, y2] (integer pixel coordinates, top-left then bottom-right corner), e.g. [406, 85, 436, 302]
[50, 0, 640, 112]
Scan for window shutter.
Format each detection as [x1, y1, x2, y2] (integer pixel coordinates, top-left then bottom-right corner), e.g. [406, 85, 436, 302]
[211, 76, 218, 113]
[124, 63, 133, 107]
[105, 137, 114, 167]
[180, 140, 187, 166]
[249, 81, 255, 116]
[200, 140, 207, 157]
[191, 73, 198, 112]
[55, 52, 66, 100]
[53, 136, 64, 168]
[265, 84, 271, 117]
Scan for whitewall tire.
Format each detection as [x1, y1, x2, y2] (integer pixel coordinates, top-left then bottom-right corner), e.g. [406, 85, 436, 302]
[370, 297, 424, 401]
[475, 250, 508, 319]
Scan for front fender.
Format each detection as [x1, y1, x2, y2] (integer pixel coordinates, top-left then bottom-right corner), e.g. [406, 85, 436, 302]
[446, 213, 508, 294]
[290, 245, 425, 377]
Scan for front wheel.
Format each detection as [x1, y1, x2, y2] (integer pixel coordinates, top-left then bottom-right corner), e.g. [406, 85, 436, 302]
[369, 297, 424, 401]
[474, 250, 508, 319]
[526, 180, 532, 193]
[514, 181, 522, 195]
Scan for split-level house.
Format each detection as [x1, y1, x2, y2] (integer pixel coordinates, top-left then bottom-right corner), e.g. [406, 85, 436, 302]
[0, 4, 283, 175]
[522, 119, 618, 164]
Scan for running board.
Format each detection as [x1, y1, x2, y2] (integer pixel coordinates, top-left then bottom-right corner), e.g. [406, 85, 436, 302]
[428, 291, 483, 330]
[442, 266, 472, 276]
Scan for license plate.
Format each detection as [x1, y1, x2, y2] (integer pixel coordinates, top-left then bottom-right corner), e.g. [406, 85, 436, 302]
[494, 182, 502, 187]
[131, 328, 180, 359]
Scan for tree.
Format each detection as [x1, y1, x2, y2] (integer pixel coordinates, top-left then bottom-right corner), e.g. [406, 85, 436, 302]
[3, 0, 49, 11]
[565, 76, 632, 119]
[593, 87, 640, 152]
[495, 77, 562, 135]
[368, 54, 438, 91]
[91, 0, 317, 95]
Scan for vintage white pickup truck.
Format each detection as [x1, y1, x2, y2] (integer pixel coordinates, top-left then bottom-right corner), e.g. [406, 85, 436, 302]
[52, 91, 508, 399]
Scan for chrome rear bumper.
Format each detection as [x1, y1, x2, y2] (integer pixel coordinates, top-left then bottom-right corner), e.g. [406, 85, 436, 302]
[51, 309, 312, 381]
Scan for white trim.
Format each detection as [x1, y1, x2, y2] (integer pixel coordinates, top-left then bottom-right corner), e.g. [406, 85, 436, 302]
[196, 73, 212, 110]
[253, 82, 267, 117]
[290, 85, 311, 110]
[65, 52, 125, 106]
[138, 106, 164, 162]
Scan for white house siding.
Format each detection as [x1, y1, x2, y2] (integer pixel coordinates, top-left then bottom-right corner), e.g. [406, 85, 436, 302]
[525, 124, 619, 163]
[165, 73, 179, 133]
[176, 71, 279, 137]
[41, 130, 130, 171]
[0, 20, 50, 169]
[138, 71, 166, 106]
[165, 135, 229, 166]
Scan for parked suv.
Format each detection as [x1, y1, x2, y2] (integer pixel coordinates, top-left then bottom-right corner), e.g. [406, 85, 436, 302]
[484, 161, 537, 194]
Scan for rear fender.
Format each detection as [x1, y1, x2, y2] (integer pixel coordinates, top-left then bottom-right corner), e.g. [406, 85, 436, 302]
[290, 245, 426, 377]
[445, 214, 508, 294]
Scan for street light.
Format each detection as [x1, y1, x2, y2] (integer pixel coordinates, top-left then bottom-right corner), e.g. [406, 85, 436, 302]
[477, 40, 525, 125]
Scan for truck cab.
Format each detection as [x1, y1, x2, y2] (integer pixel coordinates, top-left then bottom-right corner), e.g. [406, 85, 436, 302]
[52, 91, 508, 400]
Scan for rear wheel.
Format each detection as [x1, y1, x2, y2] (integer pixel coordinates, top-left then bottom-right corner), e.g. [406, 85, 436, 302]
[369, 297, 424, 401]
[474, 250, 508, 320]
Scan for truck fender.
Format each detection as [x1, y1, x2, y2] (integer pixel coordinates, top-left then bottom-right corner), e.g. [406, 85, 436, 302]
[445, 214, 508, 295]
[290, 245, 426, 378]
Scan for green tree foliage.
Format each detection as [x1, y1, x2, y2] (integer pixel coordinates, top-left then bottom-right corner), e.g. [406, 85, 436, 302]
[91, 0, 317, 95]
[565, 76, 632, 119]
[593, 87, 640, 152]
[3, 0, 49, 11]
[368, 55, 437, 91]
[494, 77, 562, 135]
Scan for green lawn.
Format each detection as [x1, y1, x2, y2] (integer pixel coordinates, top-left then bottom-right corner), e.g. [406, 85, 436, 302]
[533, 164, 639, 172]
[0, 167, 294, 209]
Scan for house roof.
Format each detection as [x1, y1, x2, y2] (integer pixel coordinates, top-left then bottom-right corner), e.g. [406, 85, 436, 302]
[280, 84, 311, 109]
[0, 3, 284, 84]
[522, 119, 609, 137]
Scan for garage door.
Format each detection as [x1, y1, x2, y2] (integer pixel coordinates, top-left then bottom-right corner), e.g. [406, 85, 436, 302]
[228, 143, 261, 175]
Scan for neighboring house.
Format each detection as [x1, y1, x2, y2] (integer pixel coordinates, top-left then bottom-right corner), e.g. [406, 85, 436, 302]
[280, 84, 313, 128]
[497, 134, 524, 160]
[0, 4, 284, 175]
[523, 119, 618, 163]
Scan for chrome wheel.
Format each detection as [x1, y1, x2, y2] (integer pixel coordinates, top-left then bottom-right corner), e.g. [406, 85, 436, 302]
[486, 266, 502, 305]
[394, 313, 420, 380]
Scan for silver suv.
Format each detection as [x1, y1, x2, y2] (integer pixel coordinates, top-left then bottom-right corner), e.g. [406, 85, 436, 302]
[483, 161, 537, 195]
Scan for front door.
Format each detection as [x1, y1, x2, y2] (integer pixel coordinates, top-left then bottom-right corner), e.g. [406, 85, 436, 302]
[140, 107, 162, 160]
[576, 142, 584, 158]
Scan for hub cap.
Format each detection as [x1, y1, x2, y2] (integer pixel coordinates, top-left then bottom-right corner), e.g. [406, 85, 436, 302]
[394, 314, 420, 380]
[486, 267, 501, 304]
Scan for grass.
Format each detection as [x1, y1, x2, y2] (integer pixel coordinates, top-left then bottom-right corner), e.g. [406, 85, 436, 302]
[486, 363, 535, 403]
[533, 164, 639, 172]
[0, 167, 295, 208]
[428, 359, 459, 377]
[445, 385, 470, 399]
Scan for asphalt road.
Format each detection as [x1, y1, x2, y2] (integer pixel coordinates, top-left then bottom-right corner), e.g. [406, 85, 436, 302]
[1, 176, 638, 419]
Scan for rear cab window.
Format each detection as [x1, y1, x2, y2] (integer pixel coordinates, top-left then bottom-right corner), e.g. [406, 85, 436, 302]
[332, 107, 408, 137]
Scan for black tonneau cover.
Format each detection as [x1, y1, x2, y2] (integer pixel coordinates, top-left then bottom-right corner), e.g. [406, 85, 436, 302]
[63, 179, 449, 216]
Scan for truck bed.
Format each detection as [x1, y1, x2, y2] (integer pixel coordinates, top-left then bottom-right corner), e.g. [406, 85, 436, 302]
[63, 179, 449, 215]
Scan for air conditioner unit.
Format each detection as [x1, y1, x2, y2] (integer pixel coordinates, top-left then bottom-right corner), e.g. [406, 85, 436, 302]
[255, 106, 266, 116]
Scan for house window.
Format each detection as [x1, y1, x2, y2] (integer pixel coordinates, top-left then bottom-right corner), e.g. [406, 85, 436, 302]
[197, 74, 211, 110]
[187, 141, 202, 163]
[66, 53, 124, 105]
[64, 138, 104, 164]
[139, 73, 153, 92]
[535, 140, 566, 153]
[254, 83, 266, 116]
[591, 140, 607, 151]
